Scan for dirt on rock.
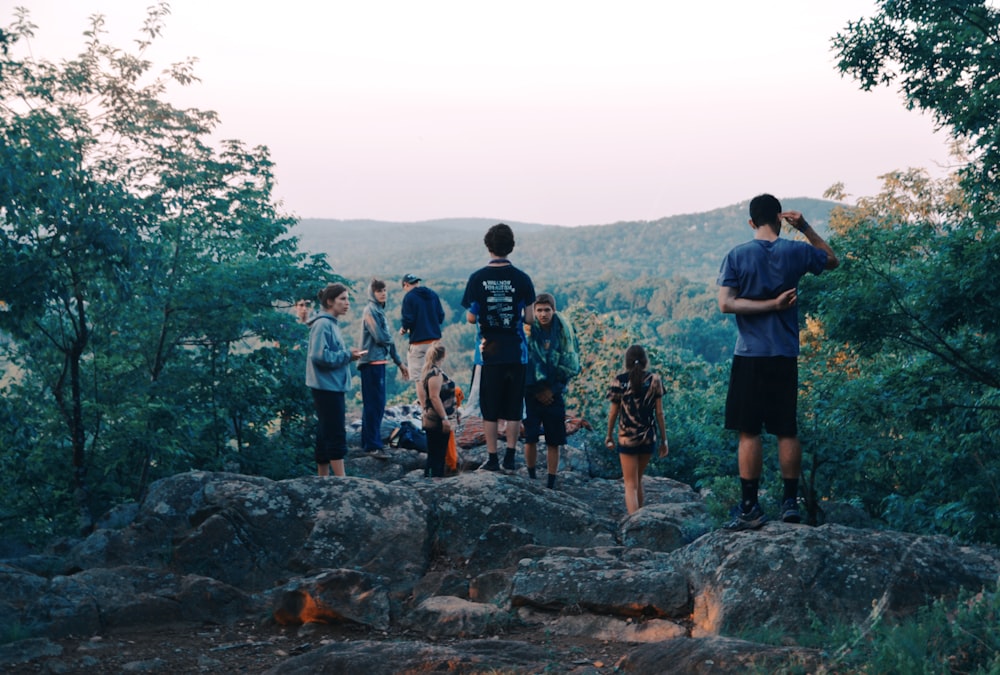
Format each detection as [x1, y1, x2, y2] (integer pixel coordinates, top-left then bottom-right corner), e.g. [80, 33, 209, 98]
[8, 618, 633, 673]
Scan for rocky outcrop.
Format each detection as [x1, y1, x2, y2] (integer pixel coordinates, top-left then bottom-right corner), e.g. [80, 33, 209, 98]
[3, 429, 999, 673]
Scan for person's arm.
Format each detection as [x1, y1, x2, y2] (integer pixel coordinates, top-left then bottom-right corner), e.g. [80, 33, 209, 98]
[371, 311, 393, 346]
[522, 302, 534, 326]
[718, 285, 798, 315]
[387, 342, 409, 378]
[465, 300, 479, 324]
[309, 323, 353, 370]
[781, 210, 839, 270]
[605, 401, 620, 449]
[655, 397, 669, 458]
[400, 296, 414, 333]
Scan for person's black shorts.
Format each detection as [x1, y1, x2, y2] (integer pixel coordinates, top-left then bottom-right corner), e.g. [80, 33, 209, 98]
[724, 355, 798, 437]
[618, 442, 655, 456]
[479, 363, 526, 422]
[522, 393, 567, 446]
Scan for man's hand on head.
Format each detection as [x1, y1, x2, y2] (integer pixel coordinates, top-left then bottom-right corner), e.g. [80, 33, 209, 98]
[779, 210, 808, 232]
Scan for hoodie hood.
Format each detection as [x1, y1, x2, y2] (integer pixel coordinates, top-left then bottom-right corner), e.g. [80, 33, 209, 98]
[367, 282, 386, 307]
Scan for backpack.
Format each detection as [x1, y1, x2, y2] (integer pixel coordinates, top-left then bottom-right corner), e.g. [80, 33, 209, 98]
[389, 420, 427, 452]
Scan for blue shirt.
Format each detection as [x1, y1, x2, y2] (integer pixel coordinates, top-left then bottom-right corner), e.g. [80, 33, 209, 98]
[717, 238, 828, 357]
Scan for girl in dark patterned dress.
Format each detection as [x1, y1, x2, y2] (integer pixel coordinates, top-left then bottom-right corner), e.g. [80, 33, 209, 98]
[605, 345, 669, 514]
[421, 342, 457, 478]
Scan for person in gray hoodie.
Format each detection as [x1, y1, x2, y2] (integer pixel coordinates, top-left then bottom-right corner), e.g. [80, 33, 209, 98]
[306, 283, 365, 476]
[359, 278, 409, 456]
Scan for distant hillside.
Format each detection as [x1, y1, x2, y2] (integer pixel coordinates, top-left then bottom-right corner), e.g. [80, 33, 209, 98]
[291, 199, 839, 286]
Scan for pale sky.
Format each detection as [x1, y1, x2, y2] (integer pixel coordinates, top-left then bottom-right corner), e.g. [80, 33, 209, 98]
[10, 1, 954, 226]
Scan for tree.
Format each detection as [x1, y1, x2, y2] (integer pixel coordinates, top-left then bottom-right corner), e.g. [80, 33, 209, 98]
[800, 174, 1000, 541]
[0, 6, 326, 534]
[833, 0, 1000, 212]
[824, 0, 1000, 543]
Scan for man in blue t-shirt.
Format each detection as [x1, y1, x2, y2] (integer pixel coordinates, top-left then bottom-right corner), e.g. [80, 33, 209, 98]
[462, 223, 536, 472]
[717, 193, 839, 530]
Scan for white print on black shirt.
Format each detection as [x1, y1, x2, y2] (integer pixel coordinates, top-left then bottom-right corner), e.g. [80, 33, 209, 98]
[481, 279, 518, 329]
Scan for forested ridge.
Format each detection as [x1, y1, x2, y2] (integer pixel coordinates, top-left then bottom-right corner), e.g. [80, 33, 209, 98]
[293, 196, 835, 286]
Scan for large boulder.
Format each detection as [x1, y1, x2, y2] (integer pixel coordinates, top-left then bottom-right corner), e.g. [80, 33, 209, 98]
[511, 546, 689, 618]
[4, 461, 1000, 673]
[413, 471, 616, 560]
[673, 522, 1000, 636]
[267, 569, 392, 631]
[68, 473, 432, 592]
[0, 565, 250, 639]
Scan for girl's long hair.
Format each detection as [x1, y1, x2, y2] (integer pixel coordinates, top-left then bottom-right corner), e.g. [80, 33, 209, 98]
[625, 344, 648, 394]
[421, 341, 446, 381]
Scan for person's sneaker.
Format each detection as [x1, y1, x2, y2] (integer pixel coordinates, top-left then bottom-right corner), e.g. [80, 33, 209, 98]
[479, 456, 500, 472]
[781, 498, 801, 524]
[365, 449, 389, 460]
[502, 456, 516, 471]
[724, 503, 767, 531]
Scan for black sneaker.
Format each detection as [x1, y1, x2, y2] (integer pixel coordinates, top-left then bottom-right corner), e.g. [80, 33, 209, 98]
[502, 456, 516, 471]
[479, 456, 500, 472]
[724, 503, 767, 531]
[781, 498, 801, 524]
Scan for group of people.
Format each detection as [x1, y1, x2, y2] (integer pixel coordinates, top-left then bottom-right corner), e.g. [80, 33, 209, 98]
[303, 194, 838, 525]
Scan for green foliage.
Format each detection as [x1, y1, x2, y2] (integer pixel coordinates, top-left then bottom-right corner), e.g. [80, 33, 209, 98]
[833, 0, 1000, 212]
[827, 585, 1000, 674]
[0, 7, 331, 538]
[739, 586, 1000, 674]
[0, 620, 34, 646]
[801, 172, 1000, 542]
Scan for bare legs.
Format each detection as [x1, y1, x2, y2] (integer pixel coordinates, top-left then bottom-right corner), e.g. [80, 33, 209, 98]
[620, 452, 652, 515]
[525, 442, 538, 470]
[484, 419, 520, 459]
[737, 432, 801, 480]
[524, 443, 560, 473]
[483, 420, 500, 457]
[317, 459, 345, 477]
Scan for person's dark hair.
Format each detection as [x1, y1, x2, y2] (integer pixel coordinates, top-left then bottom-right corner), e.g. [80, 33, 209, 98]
[318, 282, 349, 308]
[534, 292, 556, 310]
[370, 278, 386, 292]
[625, 344, 648, 394]
[484, 223, 515, 257]
[749, 194, 782, 231]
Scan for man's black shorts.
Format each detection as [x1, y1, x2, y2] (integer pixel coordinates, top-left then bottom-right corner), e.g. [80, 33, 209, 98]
[523, 393, 567, 446]
[724, 355, 798, 437]
[479, 363, 526, 422]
